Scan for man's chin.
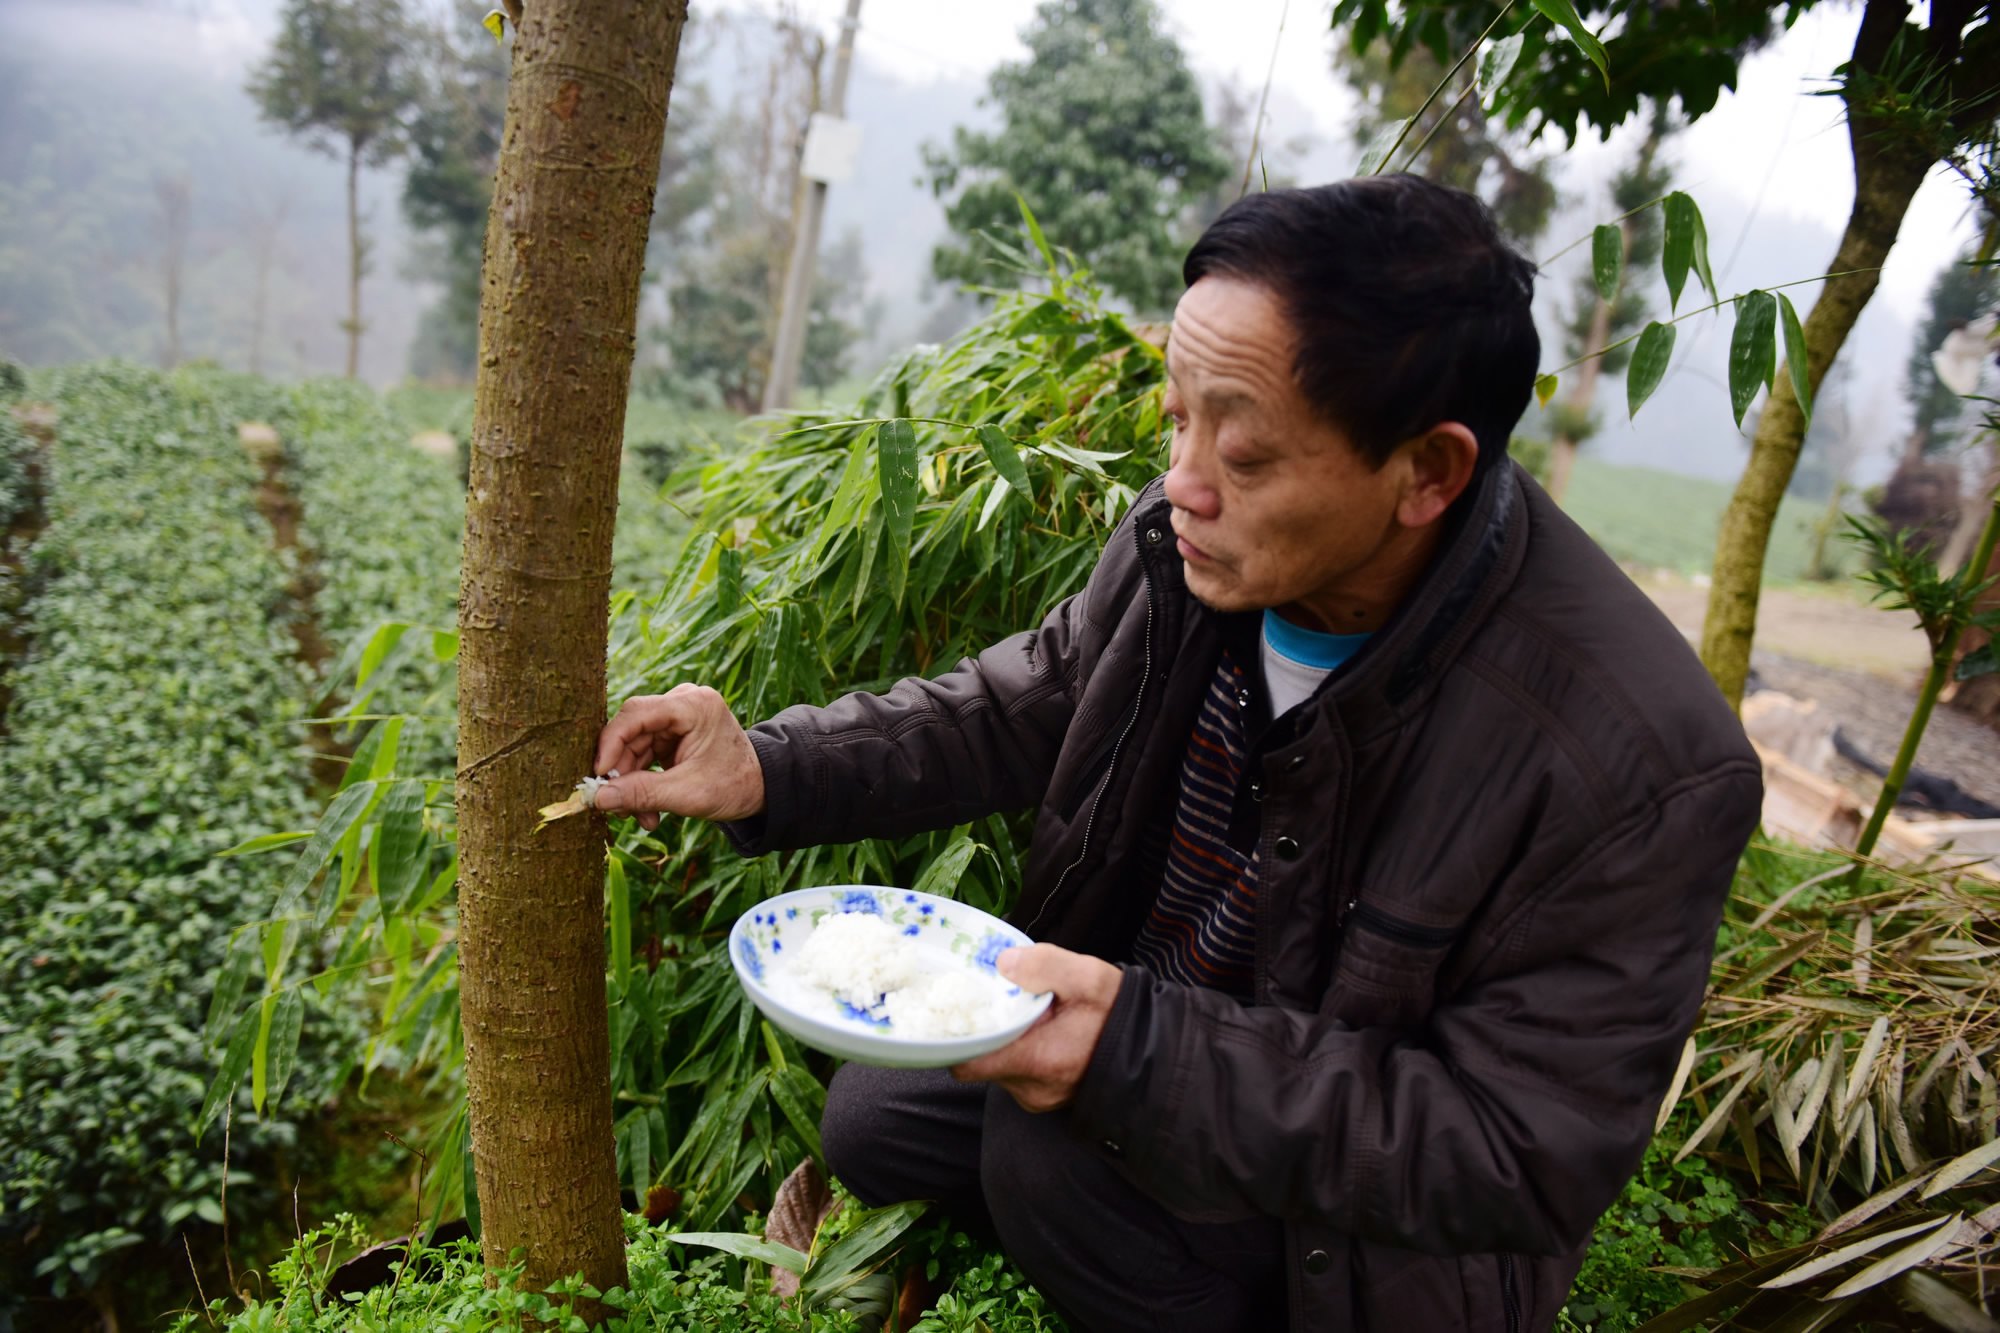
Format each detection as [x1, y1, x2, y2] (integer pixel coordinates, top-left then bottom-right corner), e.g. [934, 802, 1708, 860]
[1181, 564, 1265, 615]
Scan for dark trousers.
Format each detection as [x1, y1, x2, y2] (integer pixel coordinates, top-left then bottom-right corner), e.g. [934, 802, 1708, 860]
[821, 1063, 1287, 1333]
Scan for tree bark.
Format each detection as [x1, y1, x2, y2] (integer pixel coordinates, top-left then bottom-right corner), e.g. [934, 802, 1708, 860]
[344, 144, 362, 380]
[1548, 273, 1616, 505]
[1698, 0, 1936, 709]
[457, 0, 685, 1313]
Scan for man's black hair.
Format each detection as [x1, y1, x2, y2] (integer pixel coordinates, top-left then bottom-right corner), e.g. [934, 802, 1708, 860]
[1182, 174, 1540, 472]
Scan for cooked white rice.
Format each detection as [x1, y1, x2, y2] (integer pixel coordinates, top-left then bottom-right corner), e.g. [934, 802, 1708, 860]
[772, 911, 1034, 1040]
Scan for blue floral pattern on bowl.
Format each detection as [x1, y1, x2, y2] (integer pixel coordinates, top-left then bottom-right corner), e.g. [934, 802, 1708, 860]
[727, 884, 1051, 1069]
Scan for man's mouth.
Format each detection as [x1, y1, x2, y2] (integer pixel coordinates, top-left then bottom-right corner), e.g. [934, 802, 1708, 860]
[1176, 533, 1215, 564]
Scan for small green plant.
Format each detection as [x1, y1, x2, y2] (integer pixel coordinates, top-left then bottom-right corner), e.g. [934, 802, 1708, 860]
[1839, 420, 2000, 888]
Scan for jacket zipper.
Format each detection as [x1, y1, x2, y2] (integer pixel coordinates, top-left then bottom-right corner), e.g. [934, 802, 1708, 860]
[1028, 520, 1157, 934]
[1501, 1254, 1521, 1333]
[1342, 899, 1460, 949]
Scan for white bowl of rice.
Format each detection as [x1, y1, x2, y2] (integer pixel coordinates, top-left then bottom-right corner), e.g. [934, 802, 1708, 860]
[729, 885, 1053, 1068]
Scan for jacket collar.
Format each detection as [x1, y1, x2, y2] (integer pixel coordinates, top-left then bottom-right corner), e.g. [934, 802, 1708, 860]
[1128, 459, 1529, 743]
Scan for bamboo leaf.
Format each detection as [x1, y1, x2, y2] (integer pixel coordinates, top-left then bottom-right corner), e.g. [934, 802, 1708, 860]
[1761, 1215, 1950, 1289]
[608, 855, 631, 993]
[194, 1006, 259, 1140]
[204, 937, 256, 1048]
[1919, 1136, 2000, 1200]
[911, 830, 981, 900]
[1534, 373, 1558, 407]
[1591, 224, 1622, 303]
[1820, 1169, 1934, 1241]
[802, 1200, 929, 1298]
[1778, 292, 1813, 426]
[1662, 192, 1696, 313]
[672, 1232, 810, 1274]
[1626, 322, 1676, 418]
[372, 780, 427, 915]
[1842, 1016, 1890, 1120]
[1675, 1053, 1761, 1163]
[266, 986, 304, 1110]
[281, 781, 379, 915]
[716, 545, 742, 617]
[252, 991, 275, 1115]
[355, 621, 409, 693]
[1475, 31, 1526, 99]
[878, 420, 917, 608]
[1727, 930, 1826, 995]
[978, 475, 1011, 531]
[1894, 1269, 2000, 1333]
[1823, 1214, 1964, 1299]
[215, 830, 313, 858]
[1657, 1037, 1699, 1133]
[1528, 0, 1608, 87]
[1729, 290, 1778, 428]
[1358, 118, 1410, 176]
[976, 424, 1032, 493]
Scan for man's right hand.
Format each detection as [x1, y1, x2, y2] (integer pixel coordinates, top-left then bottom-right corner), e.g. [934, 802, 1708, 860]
[591, 685, 766, 830]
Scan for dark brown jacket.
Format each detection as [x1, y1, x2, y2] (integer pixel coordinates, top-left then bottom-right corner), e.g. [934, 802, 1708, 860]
[735, 461, 1762, 1332]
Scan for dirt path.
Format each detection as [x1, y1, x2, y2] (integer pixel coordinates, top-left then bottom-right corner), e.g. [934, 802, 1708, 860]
[1633, 570, 2000, 812]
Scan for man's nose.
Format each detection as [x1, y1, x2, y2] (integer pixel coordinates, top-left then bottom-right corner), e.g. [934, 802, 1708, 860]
[1163, 440, 1220, 520]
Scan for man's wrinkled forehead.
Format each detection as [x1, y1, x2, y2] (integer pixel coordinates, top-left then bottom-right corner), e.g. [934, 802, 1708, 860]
[1165, 278, 1297, 413]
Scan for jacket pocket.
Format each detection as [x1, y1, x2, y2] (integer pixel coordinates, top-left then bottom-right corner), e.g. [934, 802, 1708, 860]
[1331, 900, 1462, 1030]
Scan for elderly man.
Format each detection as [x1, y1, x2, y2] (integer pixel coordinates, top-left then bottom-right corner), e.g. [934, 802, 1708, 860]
[594, 175, 1762, 1333]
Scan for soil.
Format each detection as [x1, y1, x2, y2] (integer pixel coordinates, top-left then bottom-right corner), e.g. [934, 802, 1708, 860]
[1634, 569, 2000, 813]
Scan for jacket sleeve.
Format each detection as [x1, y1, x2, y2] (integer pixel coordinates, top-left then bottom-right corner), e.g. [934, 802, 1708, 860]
[1066, 763, 1762, 1257]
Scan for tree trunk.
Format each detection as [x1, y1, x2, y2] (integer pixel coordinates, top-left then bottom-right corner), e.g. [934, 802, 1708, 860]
[1699, 0, 1935, 709]
[1548, 272, 1617, 505]
[457, 0, 686, 1314]
[344, 145, 362, 380]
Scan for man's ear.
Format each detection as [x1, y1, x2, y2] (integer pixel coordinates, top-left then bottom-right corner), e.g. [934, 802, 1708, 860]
[1395, 422, 1480, 529]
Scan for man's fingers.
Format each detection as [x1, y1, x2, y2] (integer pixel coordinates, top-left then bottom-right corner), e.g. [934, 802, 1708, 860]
[994, 943, 1090, 996]
[593, 767, 698, 818]
[594, 692, 698, 776]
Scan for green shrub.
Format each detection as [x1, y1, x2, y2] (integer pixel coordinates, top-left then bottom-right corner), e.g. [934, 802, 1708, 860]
[169, 1210, 1063, 1332]
[0, 365, 331, 1311]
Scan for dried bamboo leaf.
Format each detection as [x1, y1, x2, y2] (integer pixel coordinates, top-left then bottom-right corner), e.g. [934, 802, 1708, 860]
[1950, 1200, 2000, 1247]
[1886, 1081, 1926, 1179]
[1729, 931, 1829, 995]
[1852, 913, 1874, 991]
[1893, 1269, 2000, 1333]
[1788, 995, 1879, 1017]
[1822, 1213, 1964, 1299]
[1856, 1100, 1878, 1195]
[1842, 1016, 1891, 1120]
[1676, 1054, 1762, 1164]
[1919, 1137, 2000, 1200]
[1912, 1041, 1957, 1119]
[1786, 1037, 1842, 1181]
[1732, 1099, 1764, 1186]
[1761, 1215, 1951, 1289]
[1657, 1037, 1699, 1133]
[1819, 1170, 1935, 1241]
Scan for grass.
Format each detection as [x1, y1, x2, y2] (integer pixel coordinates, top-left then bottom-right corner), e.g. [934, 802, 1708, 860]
[1562, 457, 1858, 585]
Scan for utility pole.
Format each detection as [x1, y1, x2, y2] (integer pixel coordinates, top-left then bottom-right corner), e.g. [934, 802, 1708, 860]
[761, 0, 861, 414]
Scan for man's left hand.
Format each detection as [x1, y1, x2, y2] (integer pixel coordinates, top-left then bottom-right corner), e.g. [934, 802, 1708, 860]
[952, 944, 1122, 1112]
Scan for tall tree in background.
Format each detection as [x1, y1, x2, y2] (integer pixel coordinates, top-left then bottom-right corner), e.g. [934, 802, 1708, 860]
[1700, 1, 2000, 708]
[1546, 106, 1674, 504]
[402, 0, 508, 383]
[247, 0, 422, 378]
[1338, 37, 1557, 245]
[924, 0, 1231, 314]
[456, 0, 685, 1308]
[1335, 0, 1999, 709]
[154, 174, 192, 369]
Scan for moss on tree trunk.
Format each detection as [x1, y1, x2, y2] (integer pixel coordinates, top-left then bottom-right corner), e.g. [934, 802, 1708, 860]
[456, 0, 686, 1312]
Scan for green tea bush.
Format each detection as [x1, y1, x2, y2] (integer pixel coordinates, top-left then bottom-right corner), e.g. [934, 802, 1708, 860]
[0, 365, 335, 1313]
[171, 1210, 1063, 1332]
